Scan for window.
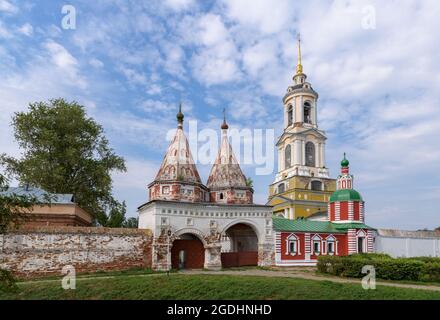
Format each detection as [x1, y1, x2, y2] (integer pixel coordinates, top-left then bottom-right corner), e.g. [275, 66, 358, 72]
[284, 145, 291, 169]
[286, 235, 300, 255]
[277, 183, 285, 194]
[289, 241, 297, 254]
[312, 235, 322, 255]
[327, 242, 334, 255]
[326, 236, 336, 255]
[219, 193, 224, 200]
[162, 186, 170, 194]
[313, 241, 321, 255]
[357, 237, 365, 253]
[305, 142, 315, 167]
[311, 181, 322, 191]
[287, 105, 293, 126]
[304, 101, 312, 123]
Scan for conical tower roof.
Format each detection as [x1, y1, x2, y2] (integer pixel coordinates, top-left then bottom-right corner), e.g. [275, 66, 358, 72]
[154, 104, 202, 184]
[207, 115, 248, 190]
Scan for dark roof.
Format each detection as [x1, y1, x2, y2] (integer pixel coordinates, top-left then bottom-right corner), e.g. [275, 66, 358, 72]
[0, 187, 74, 204]
[272, 216, 375, 233]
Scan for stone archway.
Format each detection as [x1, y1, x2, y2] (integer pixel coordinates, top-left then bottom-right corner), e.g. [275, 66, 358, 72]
[220, 222, 259, 268]
[171, 233, 205, 269]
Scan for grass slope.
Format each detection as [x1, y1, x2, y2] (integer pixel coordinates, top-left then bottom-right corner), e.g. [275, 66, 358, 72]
[1, 274, 440, 300]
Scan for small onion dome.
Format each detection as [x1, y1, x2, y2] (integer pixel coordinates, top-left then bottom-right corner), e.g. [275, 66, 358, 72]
[329, 189, 362, 203]
[176, 103, 184, 123]
[221, 108, 229, 130]
[341, 153, 349, 167]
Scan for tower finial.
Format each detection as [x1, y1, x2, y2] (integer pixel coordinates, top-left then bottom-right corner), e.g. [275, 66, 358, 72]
[221, 108, 229, 130]
[296, 33, 303, 75]
[176, 102, 184, 127]
[341, 152, 349, 168]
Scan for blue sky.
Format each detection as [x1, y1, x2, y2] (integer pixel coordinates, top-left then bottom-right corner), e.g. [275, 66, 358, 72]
[1, 0, 439, 230]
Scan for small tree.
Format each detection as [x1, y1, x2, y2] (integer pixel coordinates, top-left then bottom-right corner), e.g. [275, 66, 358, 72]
[123, 217, 139, 229]
[1, 98, 127, 226]
[0, 173, 38, 292]
[246, 177, 253, 188]
[0, 174, 38, 233]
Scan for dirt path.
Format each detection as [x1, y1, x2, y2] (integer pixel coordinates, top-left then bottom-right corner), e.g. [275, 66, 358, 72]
[180, 269, 440, 292]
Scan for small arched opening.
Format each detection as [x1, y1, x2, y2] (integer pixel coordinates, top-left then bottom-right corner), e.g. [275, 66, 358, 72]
[304, 101, 312, 124]
[287, 105, 293, 126]
[284, 145, 291, 169]
[305, 142, 316, 167]
[221, 223, 259, 268]
[171, 233, 205, 269]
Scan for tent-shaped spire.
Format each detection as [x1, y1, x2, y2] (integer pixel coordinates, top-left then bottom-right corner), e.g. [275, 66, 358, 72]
[154, 104, 202, 184]
[207, 113, 248, 190]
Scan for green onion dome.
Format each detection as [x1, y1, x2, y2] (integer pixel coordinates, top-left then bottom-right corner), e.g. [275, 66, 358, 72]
[329, 189, 362, 202]
[341, 153, 349, 167]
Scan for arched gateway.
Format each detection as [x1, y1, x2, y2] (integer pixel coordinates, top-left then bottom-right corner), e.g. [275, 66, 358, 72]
[138, 106, 274, 270]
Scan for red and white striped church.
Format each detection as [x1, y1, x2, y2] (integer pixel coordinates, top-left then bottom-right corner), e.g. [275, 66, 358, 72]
[274, 154, 375, 266]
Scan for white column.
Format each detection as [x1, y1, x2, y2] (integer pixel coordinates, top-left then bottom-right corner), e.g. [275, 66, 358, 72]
[317, 143, 322, 168]
[278, 149, 282, 172]
[314, 100, 318, 126]
[280, 148, 285, 171]
[294, 140, 301, 165]
[301, 140, 305, 165]
[289, 207, 294, 220]
[284, 106, 288, 128]
[300, 96, 304, 122]
[321, 143, 326, 167]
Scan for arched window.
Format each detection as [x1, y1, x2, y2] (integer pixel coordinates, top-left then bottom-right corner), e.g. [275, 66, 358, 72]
[326, 235, 336, 255]
[277, 183, 285, 194]
[286, 234, 300, 255]
[305, 142, 315, 167]
[312, 234, 322, 255]
[219, 193, 224, 200]
[287, 105, 293, 126]
[304, 101, 312, 124]
[284, 145, 291, 169]
[311, 181, 322, 191]
[357, 230, 367, 253]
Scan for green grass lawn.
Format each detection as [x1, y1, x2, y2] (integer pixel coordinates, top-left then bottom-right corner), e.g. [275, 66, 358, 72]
[1, 273, 440, 300]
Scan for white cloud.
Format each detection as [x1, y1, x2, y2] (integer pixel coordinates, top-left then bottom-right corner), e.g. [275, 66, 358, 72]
[89, 58, 104, 68]
[242, 39, 278, 76]
[0, 0, 18, 13]
[164, 0, 195, 12]
[17, 23, 33, 36]
[188, 14, 241, 84]
[222, 0, 293, 34]
[0, 21, 11, 38]
[44, 40, 77, 69]
[43, 40, 86, 89]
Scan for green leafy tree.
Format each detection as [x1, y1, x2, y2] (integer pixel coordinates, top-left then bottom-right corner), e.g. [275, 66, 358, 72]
[246, 177, 253, 188]
[123, 217, 139, 229]
[1, 98, 127, 226]
[0, 173, 39, 292]
[101, 200, 126, 228]
[0, 174, 38, 233]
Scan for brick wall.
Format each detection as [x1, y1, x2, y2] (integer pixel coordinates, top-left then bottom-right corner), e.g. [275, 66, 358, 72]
[0, 226, 153, 278]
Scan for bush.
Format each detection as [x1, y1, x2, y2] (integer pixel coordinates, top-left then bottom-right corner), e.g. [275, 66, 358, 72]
[0, 269, 17, 292]
[317, 254, 439, 282]
[419, 262, 440, 282]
